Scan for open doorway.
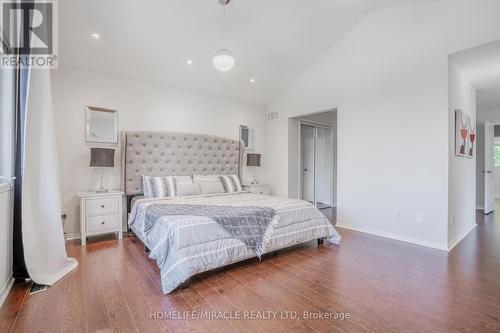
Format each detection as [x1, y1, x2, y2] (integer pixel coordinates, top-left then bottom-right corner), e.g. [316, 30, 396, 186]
[448, 39, 500, 219]
[482, 121, 500, 214]
[288, 110, 337, 210]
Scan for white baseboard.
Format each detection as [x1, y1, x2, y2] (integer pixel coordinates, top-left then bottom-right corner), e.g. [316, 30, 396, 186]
[0, 275, 15, 308]
[448, 223, 477, 251]
[65, 228, 127, 241]
[335, 222, 448, 251]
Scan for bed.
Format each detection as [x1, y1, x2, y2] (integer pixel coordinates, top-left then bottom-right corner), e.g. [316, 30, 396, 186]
[121, 131, 341, 294]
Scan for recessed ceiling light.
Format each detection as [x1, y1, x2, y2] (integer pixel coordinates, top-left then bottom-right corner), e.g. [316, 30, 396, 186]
[186, 59, 193, 65]
[250, 78, 256, 83]
[91, 33, 101, 40]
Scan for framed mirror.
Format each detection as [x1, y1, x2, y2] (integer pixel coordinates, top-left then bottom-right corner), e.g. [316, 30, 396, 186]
[85, 106, 118, 144]
[239, 125, 255, 149]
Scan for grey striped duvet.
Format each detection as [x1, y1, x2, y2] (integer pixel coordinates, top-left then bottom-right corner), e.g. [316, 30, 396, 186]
[129, 192, 341, 294]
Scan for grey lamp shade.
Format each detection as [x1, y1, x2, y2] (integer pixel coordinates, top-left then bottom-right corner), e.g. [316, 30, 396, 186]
[89, 148, 115, 167]
[246, 153, 261, 167]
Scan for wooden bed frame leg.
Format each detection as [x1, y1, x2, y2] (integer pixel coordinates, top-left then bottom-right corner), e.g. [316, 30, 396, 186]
[317, 238, 325, 245]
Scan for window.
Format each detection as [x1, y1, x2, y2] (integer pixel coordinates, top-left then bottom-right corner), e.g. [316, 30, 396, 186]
[495, 145, 500, 167]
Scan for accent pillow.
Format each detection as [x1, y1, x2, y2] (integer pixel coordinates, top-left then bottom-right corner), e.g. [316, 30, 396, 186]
[176, 182, 202, 197]
[151, 176, 176, 198]
[142, 175, 155, 197]
[220, 174, 243, 193]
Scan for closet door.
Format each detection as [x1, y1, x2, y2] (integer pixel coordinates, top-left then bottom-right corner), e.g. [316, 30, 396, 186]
[301, 125, 315, 203]
[315, 127, 333, 208]
[485, 121, 495, 214]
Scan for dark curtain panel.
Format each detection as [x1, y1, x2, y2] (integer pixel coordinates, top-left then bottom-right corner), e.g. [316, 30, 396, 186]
[12, 64, 30, 279]
[12, 0, 34, 279]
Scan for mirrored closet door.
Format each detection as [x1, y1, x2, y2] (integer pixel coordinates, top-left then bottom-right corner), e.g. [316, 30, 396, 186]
[300, 122, 333, 209]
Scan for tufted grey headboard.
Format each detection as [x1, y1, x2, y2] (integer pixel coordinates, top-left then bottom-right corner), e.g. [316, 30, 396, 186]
[120, 131, 244, 197]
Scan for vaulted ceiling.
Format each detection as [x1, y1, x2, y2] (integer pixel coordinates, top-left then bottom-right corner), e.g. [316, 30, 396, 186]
[59, 0, 435, 105]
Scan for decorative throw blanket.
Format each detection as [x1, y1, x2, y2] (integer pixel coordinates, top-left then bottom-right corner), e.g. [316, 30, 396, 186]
[144, 204, 280, 258]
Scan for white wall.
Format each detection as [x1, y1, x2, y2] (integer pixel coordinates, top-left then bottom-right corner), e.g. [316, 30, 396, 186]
[266, 0, 500, 250]
[51, 67, 267, 237]
[448, 59, 477, 248]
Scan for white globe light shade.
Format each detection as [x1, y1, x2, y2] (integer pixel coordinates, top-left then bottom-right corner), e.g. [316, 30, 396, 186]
[213, 48, 235, 72]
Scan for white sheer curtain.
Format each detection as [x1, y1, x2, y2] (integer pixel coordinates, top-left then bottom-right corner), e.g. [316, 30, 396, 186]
[22, 68, 77, 285]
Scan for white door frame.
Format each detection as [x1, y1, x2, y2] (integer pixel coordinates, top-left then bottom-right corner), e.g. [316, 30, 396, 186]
[298, 120, 334, 208]
[484, 121, 500, 214]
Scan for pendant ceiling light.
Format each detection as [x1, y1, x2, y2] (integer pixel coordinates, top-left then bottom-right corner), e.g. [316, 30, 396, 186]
[213, 0, 235, 72]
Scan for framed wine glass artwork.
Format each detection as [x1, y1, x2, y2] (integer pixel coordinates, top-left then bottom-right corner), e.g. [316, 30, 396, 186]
[455, 110, 475, 159]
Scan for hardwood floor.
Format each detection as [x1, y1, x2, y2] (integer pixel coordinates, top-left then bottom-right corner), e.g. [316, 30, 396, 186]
[1, 205, 500, 332]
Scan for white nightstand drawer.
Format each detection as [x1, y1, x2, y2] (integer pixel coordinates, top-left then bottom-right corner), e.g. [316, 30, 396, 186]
[86, 197, 118, 216]
[86, 214, 118, 233]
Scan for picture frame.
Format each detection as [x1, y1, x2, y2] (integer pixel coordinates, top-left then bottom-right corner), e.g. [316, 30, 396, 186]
[455, 109, 475, 159]
[85, 106, 118, 144]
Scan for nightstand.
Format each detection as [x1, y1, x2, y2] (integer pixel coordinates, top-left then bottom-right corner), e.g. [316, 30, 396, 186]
[79, 191, 124, 245]
[242, 184, 271, 195]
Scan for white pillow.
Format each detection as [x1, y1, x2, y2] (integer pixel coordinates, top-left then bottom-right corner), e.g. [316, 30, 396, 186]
[220, 174, 243, 193]
[173, 176, 193, 184]
[193, 174, 220, 182]
[176, 182, 201, 197]
[194, 174, 226, 194]
[199, 182, 226, 195]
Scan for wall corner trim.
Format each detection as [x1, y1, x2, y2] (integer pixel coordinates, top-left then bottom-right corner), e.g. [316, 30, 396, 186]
[448, 223, 477, 252]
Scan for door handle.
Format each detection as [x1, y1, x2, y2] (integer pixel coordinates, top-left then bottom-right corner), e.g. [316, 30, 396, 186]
[304, 168, 308, 172]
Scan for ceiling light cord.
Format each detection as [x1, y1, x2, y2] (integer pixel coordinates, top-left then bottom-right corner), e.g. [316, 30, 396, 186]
[222, 3, 226, 48]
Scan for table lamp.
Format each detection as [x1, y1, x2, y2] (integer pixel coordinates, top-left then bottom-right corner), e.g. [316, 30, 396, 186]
[246, 153, 261, 185]
[89, 148, 115, 193]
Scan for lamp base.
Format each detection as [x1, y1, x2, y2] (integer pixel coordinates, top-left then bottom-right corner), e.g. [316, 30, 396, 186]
[248, 167, 259, 185]
[95, 168, 108, 193]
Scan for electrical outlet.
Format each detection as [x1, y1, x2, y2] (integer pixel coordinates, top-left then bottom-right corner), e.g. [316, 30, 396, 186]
[395, 210, 401, 218]
[61, 213, 67, 219]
